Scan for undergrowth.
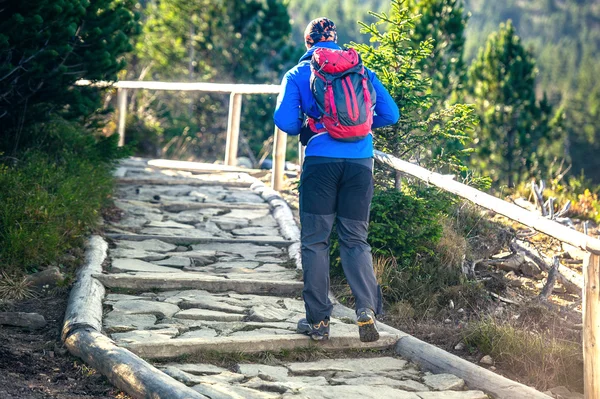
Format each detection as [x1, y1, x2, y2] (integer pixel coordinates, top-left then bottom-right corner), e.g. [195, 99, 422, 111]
[463, 316, 583, 391]
[0, 120, 127, 275]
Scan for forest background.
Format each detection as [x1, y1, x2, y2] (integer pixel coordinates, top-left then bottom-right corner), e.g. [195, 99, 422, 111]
[1, 0, 599, 393]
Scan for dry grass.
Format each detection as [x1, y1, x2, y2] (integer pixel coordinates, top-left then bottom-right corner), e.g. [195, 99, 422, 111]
[0, 272, 36, 300]
[463, 316, 583, 391]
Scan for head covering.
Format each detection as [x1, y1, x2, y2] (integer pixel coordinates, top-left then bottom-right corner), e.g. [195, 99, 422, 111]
[304, 17, 337, 48]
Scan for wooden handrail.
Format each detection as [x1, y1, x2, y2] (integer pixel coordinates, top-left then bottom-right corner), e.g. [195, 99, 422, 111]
[373, 150, 600, 254]
[373, 149, 599, 399]
[76, 80, 287, 191]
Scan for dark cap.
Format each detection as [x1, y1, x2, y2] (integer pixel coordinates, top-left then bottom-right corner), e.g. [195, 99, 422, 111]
[304, 17, 337, 48]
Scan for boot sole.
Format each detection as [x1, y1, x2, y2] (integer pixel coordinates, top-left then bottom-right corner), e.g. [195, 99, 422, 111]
[358, 319, 380, 343]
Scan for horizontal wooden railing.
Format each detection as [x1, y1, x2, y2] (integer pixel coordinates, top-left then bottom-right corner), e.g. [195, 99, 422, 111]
[374, 150, 599, 399]
[76, 80, 288, 190]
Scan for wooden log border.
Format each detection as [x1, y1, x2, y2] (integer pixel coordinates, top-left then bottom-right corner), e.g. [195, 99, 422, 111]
[62, 235, 206, 399]
[249, 180, 302, 270]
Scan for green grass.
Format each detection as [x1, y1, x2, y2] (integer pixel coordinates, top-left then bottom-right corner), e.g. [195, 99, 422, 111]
[0, 152, 115, 274]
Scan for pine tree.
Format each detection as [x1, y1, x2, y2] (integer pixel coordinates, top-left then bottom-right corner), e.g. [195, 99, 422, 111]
[129, 0, 294, 160]
[467, 20, 559, 188]
[354, 0, 478, 187]
[408, 0, 469, 100]
[0, 0, 139, 155]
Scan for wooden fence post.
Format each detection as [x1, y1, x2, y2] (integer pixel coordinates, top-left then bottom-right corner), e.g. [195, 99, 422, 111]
[297, 140, 305, 179]
[271, 127, 287, 191]
[224, 92, 242, 166]
[583, 251, 600, 399]
[116, 88, 128, 147]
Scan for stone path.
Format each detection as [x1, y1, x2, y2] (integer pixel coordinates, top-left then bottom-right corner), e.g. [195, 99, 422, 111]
[98, 158, 490, 398]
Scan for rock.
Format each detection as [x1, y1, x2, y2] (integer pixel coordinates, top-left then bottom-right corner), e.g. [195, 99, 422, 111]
[174, 309, 245, 322]
[154, 256, 192, 268]
[287, 357, 408, 376]
[146, 220, 195, 229]
[0, 312, 46, 329]
[232, 227, 277, 236]
[489, 366, 497, 371]
[280, 385, 419, 399]
[112, 300, 180, 318]
[237, 156, 253, 168]
[162, 366, 202, 386]
[479, 355, 494, 365]
[112, 258, 181, 273]
[454, 342, 466, 351]
[26, 267, 64, 287]
[179, 299, 246, 314]
[162, 363, 227, 376]
[330, 376, 429, 392]
[193, 382, 279, 399]
[110, 248, 167, 261]
[237, 364, 289, 380]
[416, 392, 488, 399]
[247, 305, 292, 322]
[118, 239, 177, 253]
[103, 312, 157, 333]
[112, 328, 178, 343]
[422, 374, 465, 391]
[178, 329, 218, 339]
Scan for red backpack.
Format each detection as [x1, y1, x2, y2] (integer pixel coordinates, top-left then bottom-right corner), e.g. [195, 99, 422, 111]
[307, 47, 376, 142]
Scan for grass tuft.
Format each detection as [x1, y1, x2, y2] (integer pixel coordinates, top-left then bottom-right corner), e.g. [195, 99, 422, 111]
[0, 272, 36, 300]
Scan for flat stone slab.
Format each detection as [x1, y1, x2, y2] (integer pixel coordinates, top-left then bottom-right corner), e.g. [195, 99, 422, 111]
[175, 309, 245, 322]
[281, 385, 420, 399]
[162, 363, 227, 376]
[330, 376, 429, 392]
[423, 373, 466, 391]
[103, 312, 157, 333]
[146, 220, 195, 229]
[111, 258, 181, 273]
[111, 300, 180, 318]
[154, 256, 192, 268]
[121, 332, 400, 360]
[287, 357, 408, 375]
[95, 273, 303, 295]
[416, 392, 488, 399]
[112, 328, 179, 344]
[117, 239, 177, 253]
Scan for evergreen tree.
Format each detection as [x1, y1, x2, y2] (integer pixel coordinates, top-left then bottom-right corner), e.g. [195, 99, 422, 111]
[0, 0, 139, 155]
[467, 21, 559, 188]
[408, 0, 469, 100]
[129, 0, 294, 160]
[354, 0, 478, 187]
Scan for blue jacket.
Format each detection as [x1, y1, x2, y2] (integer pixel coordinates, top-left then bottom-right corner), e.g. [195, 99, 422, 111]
[274, 41, 399, 158]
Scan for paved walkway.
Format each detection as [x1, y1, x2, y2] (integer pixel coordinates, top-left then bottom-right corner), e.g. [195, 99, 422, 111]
[99, 158, 489, 398]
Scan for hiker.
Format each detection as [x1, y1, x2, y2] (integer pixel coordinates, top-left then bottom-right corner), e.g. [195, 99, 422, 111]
[274, 17, 399, 342]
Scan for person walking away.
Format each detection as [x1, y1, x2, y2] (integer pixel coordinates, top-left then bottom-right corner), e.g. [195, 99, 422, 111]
[274, 18, 400, 342]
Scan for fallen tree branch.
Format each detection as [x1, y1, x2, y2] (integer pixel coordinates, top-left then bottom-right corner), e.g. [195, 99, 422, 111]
[511, 240, 582, 295]
[539, 256, 559, 300]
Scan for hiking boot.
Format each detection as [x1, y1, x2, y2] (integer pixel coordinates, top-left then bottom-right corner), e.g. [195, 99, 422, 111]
[297, 318, 330, 341]
[356, 308, 379, 343]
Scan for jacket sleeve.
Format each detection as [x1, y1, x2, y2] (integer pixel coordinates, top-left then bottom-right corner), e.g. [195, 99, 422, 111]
[273, 71, 302, 136]
[368, 70, 400, 129]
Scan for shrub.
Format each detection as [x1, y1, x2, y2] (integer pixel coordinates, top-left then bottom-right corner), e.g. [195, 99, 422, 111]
[0, 121, 125, 274]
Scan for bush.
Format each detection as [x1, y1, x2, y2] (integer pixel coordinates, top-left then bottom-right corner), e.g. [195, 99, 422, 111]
[0, 121, 126, 274]
[331, 186, 472, 309]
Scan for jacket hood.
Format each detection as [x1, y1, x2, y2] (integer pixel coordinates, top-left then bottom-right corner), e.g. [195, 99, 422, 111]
[298, 41, 342, 63]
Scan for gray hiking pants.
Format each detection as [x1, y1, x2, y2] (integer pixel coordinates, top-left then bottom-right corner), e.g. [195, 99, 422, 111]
[299, 156, 383, 324]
